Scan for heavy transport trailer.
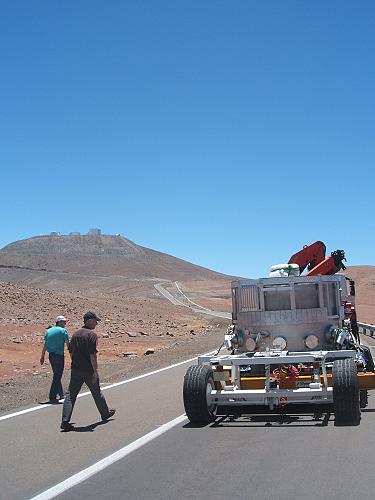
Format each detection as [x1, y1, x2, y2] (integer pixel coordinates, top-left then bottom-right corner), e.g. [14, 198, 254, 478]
[183, 273, 375, 426]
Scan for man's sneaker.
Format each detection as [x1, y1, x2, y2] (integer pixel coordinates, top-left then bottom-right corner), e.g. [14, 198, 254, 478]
[60, 421, 74, 431]
[102, 408, 116, 421]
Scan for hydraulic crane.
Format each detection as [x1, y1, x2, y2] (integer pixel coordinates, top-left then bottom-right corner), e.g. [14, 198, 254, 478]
[288, 240, 346, 276]
[289, 240, 358, 340]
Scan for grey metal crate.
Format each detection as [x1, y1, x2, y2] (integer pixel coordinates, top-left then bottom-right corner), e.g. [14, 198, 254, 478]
[231, 275, 349, 352]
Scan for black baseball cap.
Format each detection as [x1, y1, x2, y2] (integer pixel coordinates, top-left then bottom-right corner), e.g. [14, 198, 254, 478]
[83, 311, 101, 322]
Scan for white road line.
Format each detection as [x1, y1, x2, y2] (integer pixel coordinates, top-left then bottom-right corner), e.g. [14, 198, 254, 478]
[29, 413, 187, 500]
[0, 404, 52, 421]
[0, 352, 215, 422]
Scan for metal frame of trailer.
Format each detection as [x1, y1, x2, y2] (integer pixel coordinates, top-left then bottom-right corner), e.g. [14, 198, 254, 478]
[183, 274, 375, 425]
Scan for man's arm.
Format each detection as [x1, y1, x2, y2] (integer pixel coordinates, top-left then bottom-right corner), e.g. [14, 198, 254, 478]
[41, 329, 49, 365]
[67, 334, 73, 359]
[40, 343, 47, 365]
[90, 353, 99, 383]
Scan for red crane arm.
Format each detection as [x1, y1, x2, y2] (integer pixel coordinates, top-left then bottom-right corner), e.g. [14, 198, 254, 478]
[288, 241, 327, 275]
[288, 241, 346, 276]
[306, 250, 346, 276]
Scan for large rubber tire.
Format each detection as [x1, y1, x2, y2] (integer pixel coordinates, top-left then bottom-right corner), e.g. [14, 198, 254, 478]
[360, 390, 369, 409]
[183, 365, 217, 424]
[332, 358, 361, 425]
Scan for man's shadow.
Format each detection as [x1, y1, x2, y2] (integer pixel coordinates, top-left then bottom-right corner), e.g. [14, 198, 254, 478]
[61, 419, 115, 433]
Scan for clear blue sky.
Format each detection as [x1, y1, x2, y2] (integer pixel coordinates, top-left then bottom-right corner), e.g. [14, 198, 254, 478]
[1, 1, 374, 277]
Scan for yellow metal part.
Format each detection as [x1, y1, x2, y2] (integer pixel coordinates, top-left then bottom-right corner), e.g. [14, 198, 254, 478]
[240, 372, 375, 390]
[357, 372, 375, 389]
[213, 365, 375, 390]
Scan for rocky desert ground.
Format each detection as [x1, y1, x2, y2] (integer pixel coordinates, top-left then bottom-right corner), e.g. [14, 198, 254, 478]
[0, 279, 232, 411]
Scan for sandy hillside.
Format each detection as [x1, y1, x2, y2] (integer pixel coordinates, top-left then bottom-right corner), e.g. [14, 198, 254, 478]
[341, 266, 375, 324]
[0, 280, 228, 382]
[0, 234, 234, 388]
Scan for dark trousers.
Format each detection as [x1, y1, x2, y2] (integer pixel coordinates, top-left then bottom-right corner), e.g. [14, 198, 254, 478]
[48, 353, 65, 401]
[62, 369, 110, 423]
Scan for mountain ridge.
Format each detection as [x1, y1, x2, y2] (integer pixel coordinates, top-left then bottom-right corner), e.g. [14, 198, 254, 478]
[0, 234, 231, 286]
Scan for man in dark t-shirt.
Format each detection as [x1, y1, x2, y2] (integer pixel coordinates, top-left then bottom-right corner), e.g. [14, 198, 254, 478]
[61, 312, 116, 431]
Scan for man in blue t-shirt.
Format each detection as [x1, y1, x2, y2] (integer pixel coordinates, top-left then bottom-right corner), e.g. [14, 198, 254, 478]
[40, 316, 69, 403]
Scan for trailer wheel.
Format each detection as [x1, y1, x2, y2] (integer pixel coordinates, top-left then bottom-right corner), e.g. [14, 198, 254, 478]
[332, 358, 360, 425]
[361, 346, 375, 372]
[360, 390, 369, 409]
[183, 365, 217, 424]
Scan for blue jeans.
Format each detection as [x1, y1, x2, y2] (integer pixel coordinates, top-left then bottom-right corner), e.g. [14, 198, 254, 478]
[49, 352, 65, 401]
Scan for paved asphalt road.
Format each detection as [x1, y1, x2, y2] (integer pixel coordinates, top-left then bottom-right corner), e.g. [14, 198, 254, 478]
[59, 399, 375, 500]
[0, 357, 197, 500]
[1, 337, 375, 500]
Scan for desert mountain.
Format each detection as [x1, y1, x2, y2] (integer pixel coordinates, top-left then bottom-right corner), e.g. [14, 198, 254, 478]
[0, 234, 231, 295]
[0, 235, 373, 322]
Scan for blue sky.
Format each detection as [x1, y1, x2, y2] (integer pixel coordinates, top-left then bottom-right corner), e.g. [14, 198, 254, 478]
[1, 1, 374, 277]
